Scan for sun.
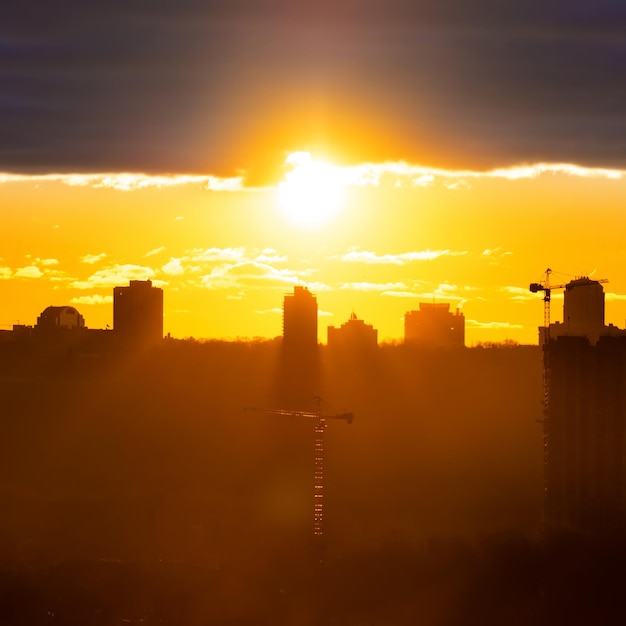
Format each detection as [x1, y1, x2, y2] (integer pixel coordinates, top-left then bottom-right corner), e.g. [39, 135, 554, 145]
[277, 152, 346, 230]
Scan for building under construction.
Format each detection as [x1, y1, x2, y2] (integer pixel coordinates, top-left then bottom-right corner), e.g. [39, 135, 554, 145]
[548, 334, 626, 535]
[534, 274, 626, 536]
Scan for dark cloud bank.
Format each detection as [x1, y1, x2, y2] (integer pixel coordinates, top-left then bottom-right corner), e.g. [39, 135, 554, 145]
[2, 1, 625, 180]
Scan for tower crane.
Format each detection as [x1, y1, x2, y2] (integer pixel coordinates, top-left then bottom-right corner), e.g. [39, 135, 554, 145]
[529, 268, 608, 344]
[529, 268, 608, 531]
[244, 401, 353, 541]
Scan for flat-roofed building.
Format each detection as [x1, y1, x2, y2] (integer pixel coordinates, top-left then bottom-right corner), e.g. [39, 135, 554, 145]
[283, 286, 318, 352]
[113, 280, 163, 346]
[404, 303, 465, 348]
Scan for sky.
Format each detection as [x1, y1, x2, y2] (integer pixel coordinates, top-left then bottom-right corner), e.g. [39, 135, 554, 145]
[1, 1, 626, 344]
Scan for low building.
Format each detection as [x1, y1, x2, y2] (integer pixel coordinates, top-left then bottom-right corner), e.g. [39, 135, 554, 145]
[327, 313, 378, 351]
[404, 303, 465, 348]
[36, 306, 85, 331]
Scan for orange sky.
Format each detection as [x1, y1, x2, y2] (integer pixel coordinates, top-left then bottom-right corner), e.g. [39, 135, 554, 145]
[2, 154, 626, 345]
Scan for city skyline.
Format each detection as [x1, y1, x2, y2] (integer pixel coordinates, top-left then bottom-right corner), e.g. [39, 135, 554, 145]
[3, 3, 626, 621]
[3, 2, 626, 346]
[2, 157, 626, 345]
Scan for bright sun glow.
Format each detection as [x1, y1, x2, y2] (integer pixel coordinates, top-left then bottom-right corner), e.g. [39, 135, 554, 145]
[277, 152, 346, 229]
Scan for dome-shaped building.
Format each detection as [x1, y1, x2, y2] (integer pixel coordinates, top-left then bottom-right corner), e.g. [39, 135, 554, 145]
[36, 306, 85, 331]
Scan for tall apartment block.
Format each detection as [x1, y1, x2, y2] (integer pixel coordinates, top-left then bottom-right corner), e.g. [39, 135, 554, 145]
[546, 277, 626, 535]
[283, 286, 318, 353]
[113, 280, 163, 347]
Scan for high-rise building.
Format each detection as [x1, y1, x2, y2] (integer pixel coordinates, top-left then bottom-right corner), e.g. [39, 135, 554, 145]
[113, 280, 163, 346]
[547, 335, 626, 535]
[546, 277, 619, 345]
[327, 312, 378, 351]
[283, 286, 317, 352]
[545, 277, 626, 535]
[404, 303, 465, 348]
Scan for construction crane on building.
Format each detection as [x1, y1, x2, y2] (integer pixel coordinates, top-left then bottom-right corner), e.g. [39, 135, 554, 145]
[529, 268, 608, 531]
[529, 268, 608, 343]
[244, 400, 353, 544]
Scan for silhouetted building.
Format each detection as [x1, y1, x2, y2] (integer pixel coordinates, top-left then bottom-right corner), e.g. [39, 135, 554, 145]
[404, 303, 465, 348]
[544, 277, 626, 535]
[113, 280, 163, 346]
[547, 335, 626, 536]
[327, 313, 378, 351]
[283, 286, 317, 352]
[36, 306, 85, 331]
[279, 286, 320, 404]
[543, 277, 626, 345]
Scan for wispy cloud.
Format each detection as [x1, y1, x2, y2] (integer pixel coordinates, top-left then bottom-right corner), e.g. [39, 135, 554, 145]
[381, 284, 465, 302]
[482, 248, 512, 258]
[340, 281, 410, 292]
[381, 291, 421, 298]
[70, 295, 113, 305]
[80, 253, 107, 265]
[157, 247, 289, 281]
[15, 265, 43, 279]
[162, 258, 185, 276]
[466, 319, 524, 330]
[35, 257, 59, 266]
[199, 262, 300, 290]
[145, 247, 165, 257]
[503, 285, 537, 301]
[340, 248, 468, 264]
[605, 293, 626, 301]
[2, 161, 625, 193]
[344, 162, 625, 189]
[0, 173, 246, 192]
[0, 267, 12, 280]
[70, 264, 155, 289]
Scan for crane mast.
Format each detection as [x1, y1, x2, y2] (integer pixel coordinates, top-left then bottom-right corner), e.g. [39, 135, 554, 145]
[529, 269, 608, 532]
[529, 269, 553, 522]
[245, 403, 353, 543]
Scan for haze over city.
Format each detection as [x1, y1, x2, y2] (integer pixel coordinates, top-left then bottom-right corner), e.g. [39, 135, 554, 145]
[3, 2, 626, 624]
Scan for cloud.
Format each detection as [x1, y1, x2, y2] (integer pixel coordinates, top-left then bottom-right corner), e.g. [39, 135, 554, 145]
[162, 258, 185, 276]
[340, 248, 468, 264]
[2, 1, 625, 180]
[381, 291, 421, 298]
[482, 247, 512, 258]
[70, 264, 155, 289]
[344, 162, 626, 189]
[0, 172, 246, 192]
[80, 253, 107, 264]
[254, 308, 283, 315]
[70, 295, 113, 305]
[605, 293, 626, 301]
[199, 262, 300, 290]
[466, 320, 524, 330]
[0, 267, 12, 280]
[15, 265, 43, 278]
[160, 247, 290, 280]
[187, 247, 248, 263]
[503, 285, 537, 301]
[340, 281, 410, 292]
[35, 257, 59, 266]
[254, 248, 288, 264]
[145, 247, 166, 257]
